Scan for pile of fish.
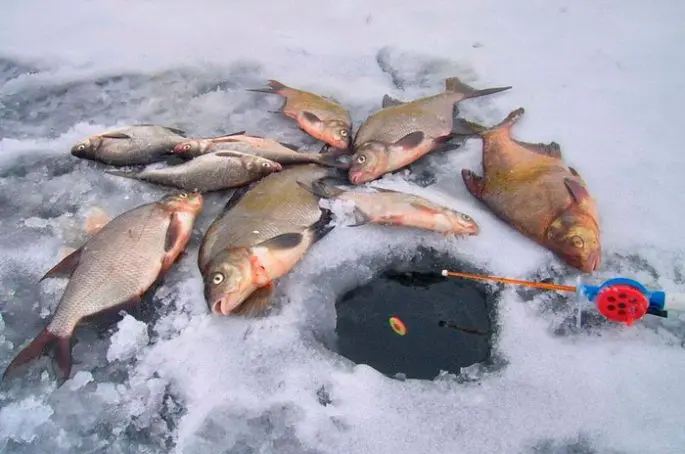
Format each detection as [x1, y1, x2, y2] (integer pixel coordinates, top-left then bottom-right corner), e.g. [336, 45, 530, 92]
[2, 76, 602, 384]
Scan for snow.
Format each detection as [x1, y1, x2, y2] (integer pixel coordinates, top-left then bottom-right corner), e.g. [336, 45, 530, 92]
[1, 0, 685, 453]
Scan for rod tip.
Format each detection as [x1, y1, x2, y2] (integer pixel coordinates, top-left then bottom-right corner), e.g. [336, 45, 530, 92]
[441, 270, 448, 276]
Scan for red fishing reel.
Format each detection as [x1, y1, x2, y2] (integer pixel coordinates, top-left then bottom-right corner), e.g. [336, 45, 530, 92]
[593, 283, 650, 326]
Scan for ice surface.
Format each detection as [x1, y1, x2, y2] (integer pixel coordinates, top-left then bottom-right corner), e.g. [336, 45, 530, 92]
[2, 0, 685, 453]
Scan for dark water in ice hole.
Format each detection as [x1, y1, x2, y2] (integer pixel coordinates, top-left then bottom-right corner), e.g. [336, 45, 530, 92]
[334, 248, 497, 380]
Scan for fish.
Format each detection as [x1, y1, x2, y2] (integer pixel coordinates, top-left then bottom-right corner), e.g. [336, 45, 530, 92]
[2, 192, 204, 383]
[297, 178, 480, 236]
[458, 107, 601, 273]
[248, 80, 352, 152]
[105, 150, 283, 192]
[198, 164, 338, 316]
[71, 124, 188, 166]
[348, 76, 512, 184]
[171, 133, 349, 169]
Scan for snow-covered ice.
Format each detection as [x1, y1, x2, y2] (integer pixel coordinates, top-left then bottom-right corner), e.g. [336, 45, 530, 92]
[2, 0, 685, 453]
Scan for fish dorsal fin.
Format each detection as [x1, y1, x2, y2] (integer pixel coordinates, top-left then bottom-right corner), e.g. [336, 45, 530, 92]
[393, 131, 424, 150]
[100, 132, 131, 140]
[278, 142, 300, 151]
[382, 94, 405, 108]
[40, 247, 83, 282]
[213, 150, 251, 159]
[370, 186, 400, 194]
[518, 141, 563, 159]
[302, 111, 323, 124]
[134, 124, 186, 136]
[161, 126, 186, 136]
[564, 178, 591, 204]
[212, 131, 247, 140]
[223, 185, 252, 212]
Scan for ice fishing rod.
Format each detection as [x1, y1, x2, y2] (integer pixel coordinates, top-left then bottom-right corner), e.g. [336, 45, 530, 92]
[440, 269, 685, 326]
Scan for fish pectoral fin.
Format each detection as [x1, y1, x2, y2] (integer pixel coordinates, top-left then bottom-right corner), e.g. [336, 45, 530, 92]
[381, 94, 405, 108]
[100, 132, 132, 140]
[347, 207, 373, 227]
[518, 140, 563, 159]
[568, 166, 588, 185]
[564, 178, 591, 204]
[302, 111, 323, 125]
[232, 285, 274, 317]
[162, 212, 189, 270]
[40, 247, 83, 282]
[258, 233, 304, 250]
[2, 328, 73, 384]
[409, 201, 442, 215]
[393, 131, 424, 150]
[461, 169, 485, 200]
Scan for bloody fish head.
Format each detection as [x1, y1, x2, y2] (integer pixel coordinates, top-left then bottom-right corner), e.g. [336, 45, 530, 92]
[323, 119, 352, 150]
[546, 208, 601, 273]
[161, 191, 204, 215]
[71, 136, 103, 159]
[203, 249, 257, 316]
[348, 142, 389, 184]
[171, 140, 206, 158]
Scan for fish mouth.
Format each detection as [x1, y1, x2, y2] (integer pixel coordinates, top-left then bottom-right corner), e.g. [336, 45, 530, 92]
[349, 170, 372, 185]
[585, 250, 601, 272]
[465, 223, 480, 235]
[211, 295, 242, 316]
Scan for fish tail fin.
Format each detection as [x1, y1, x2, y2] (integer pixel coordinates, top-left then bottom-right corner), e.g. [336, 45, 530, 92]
[2, 328, 73, 382]
[453, 108, 525, 138]
[105, 169, 141, 181]
[487, 108, 525, 135]
[247, 79, 288, 94]
[297, 178, 346, 199]
[316, 151, 351, 170]
[445, 76, 512, 100]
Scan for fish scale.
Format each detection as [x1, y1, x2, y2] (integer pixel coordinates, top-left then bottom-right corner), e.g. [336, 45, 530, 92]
[106, 151, 281, 192]
[2, 192, 203, 383]
[198, 164, 334, 272]
[354, 95, 457, 146]
[48, 205, 172, 336]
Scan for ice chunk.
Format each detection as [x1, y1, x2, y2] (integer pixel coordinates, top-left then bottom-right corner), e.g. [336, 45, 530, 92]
[67, 371, 93, 391]
[106, 314, 150, 363]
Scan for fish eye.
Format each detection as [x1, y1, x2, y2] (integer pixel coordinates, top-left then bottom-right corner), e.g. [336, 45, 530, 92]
[571, 235, 584, 248]
[355, 154, 367, 164]
[459, 213, 472, 221]
[262, 162, 271, 168]
[340, 129, 348, 137]
[212, 272, 224, 285]
[183, 144, 191, 151]
[178, 192, 188, 199]
[77, 144, 86, 151]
